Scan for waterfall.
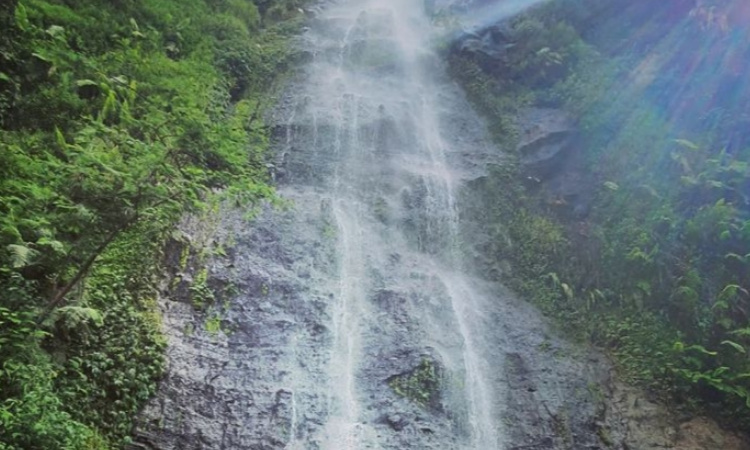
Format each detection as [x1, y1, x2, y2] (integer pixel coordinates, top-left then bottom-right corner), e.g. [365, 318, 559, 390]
[132, 2, 722, 450]
[133, 1, 636, 449]
[282, 0, 504, 447]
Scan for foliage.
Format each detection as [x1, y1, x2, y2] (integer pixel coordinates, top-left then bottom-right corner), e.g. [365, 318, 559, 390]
[389, 359, 441, 408]
[453, 0, 750, 430]
[0, 306, 107, 450]
[0, 0, 304, 447]
[189, 268, 215, 310]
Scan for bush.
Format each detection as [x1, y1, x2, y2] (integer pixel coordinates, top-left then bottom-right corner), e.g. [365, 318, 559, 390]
[224, 0, 260, 31]
[202, 14, 250, 42]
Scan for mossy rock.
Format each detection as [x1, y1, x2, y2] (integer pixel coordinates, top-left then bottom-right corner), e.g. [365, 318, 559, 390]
[388, 358, 442, 410]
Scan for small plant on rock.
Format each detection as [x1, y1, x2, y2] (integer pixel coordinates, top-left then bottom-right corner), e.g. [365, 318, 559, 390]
[388, 358, 441, 409]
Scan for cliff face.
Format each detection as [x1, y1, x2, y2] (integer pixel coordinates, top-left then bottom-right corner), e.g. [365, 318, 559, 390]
[131, 1, 750, 449]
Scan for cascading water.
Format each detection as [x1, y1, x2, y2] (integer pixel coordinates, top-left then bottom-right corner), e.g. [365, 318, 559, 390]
[280, 0, 505, 447]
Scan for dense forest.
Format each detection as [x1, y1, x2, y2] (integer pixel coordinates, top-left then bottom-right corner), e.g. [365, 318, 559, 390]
[450, 0, 750, 430]
[0, 0, 305, 447]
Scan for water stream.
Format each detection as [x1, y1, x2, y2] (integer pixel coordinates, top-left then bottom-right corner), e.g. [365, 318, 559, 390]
[282, 0, 504, 447]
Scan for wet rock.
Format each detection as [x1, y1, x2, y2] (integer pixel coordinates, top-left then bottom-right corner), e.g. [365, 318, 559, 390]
[454, 23, 516, 71]
[676, 417, 749, 450]
[516, 108, 576, 180]
[387, 357, 443, 412]
[515, 107, 598, 218]
[384, 413, 408, 431]
[602, 381, 750, 450]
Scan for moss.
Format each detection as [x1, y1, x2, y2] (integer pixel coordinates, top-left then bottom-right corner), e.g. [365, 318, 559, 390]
[322, 223, 337, 239]
[189, 268, 215, 310]
[550, 409, 573, 448]
[373, 196, 389, 224]
[597, 423, 613, 447]
[179, 245, 191, 271]
[205, 314, 222, 336]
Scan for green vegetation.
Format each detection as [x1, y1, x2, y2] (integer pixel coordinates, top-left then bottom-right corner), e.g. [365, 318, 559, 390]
[189, 267, 215, 310]
[0, 0, 305, 447]
[388, 358, 441, 408]
[204, 314, 223, 336]
[450, 0, 750, 429]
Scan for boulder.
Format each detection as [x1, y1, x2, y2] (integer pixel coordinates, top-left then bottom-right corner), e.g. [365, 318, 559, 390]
[516, 108, 576, 180]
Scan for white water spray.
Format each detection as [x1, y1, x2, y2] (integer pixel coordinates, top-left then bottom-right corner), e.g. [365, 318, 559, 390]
[284, 0, 521, 448]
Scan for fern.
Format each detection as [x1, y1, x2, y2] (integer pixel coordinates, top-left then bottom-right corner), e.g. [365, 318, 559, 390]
[54, 126, 67, 150]
[7, 244, 39, 268]
[51, 306, 104, 329]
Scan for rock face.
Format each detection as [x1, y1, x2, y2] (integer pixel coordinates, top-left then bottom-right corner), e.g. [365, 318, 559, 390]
[453, 23, 516, 74]
[132, 1, 750, 449]
[517, 108, 576, 180]
[604, 382, 750, 450]
[515, 107, 594, 219]
[131, 204, 337, 449]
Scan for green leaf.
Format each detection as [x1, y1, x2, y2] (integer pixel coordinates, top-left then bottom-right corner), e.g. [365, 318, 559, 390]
[675, 341, 717, 356]
[36, 237, 66, 255]
[1, 224, 22, 242]
[53, 306, 104, 328]
[673, 138, 699, 150]
[6, 244, 39, 268]
[680, 175, 699, 185]
[721, 340, 746, 354]
[636, 280, 651, 296]
[31, 52, 53, 63]
[14, 3, 29, 31]
[604, 181, 619, 191]
[110, 75, 128, 86]
[45, 25, 65, 38]
[713, 366, 730, 377]
[725, 253, 747, 263]
[54, 126, 67, 150]
[544, 272, 560, 287]
[685, 345, 718, 356]
[718, 284, 749, 301]
[561, 283, 574, 300]
[75, 79, 99, 87]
